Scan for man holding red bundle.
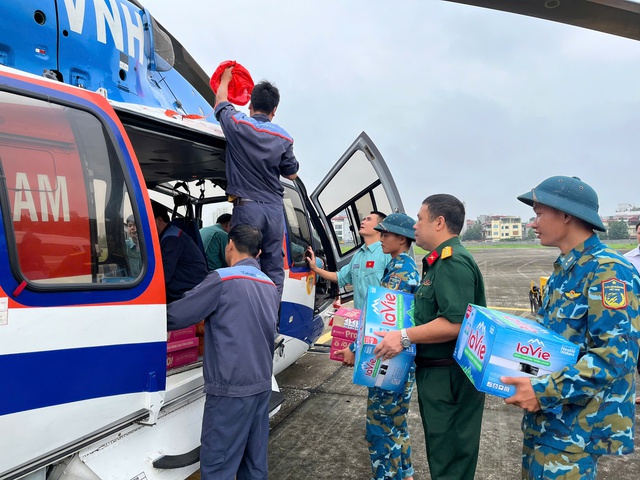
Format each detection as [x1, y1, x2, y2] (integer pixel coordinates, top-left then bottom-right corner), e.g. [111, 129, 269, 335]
[214, 65, 298, 297]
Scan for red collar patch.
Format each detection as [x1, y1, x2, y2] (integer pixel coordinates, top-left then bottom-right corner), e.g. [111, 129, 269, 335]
[426, 250, 439, 266]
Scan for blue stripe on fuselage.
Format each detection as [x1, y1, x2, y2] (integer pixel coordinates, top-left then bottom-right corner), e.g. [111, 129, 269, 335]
[279, 301, 324, 345]
[0, 342, 166, 416]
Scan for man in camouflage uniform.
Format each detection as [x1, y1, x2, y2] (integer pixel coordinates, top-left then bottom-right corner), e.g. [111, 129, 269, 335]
[503, 176, 640, 479]
[336, 213, 419, 480]
[367, 213, 420, 480]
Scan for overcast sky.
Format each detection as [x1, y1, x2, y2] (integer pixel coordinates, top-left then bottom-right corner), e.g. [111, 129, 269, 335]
[146, 0, 640, 223]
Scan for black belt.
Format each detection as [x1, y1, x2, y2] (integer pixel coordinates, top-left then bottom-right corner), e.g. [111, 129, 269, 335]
[232, 197, 254, 207]
[415, 357, 456, 368]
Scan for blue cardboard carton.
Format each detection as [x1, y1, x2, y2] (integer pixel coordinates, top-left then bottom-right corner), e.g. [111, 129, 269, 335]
[454, 304, 579, 398]
[352, 286, 416, 392]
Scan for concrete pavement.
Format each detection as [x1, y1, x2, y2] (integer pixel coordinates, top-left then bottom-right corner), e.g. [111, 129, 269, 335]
[268, 347, 640, 479]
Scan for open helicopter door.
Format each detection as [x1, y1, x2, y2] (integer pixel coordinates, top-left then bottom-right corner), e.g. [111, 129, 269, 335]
[311, 132, 405, 303]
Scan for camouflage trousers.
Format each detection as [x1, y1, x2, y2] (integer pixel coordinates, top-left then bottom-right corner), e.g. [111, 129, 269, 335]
[522, 434, 600, 480]
[366, 364, 415, 480]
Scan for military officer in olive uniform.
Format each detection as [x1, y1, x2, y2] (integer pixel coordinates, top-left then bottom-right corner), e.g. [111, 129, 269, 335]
[503, 176, 640, 480]
[374, 194, 486, 480]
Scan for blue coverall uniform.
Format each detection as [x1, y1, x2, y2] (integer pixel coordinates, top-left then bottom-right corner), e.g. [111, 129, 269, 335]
[214, 101, 299, 297]
[522, 235, 640, 479]
[167, 258, 279, 480]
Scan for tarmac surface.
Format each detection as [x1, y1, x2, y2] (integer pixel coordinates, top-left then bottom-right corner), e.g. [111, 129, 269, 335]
[196, 247, 640, 479]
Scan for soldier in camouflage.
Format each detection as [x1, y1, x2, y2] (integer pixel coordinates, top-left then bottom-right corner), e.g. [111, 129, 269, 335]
[337, 213, 420, 480]
[503, 176, 640, 480]
[368, 213, 420, 480]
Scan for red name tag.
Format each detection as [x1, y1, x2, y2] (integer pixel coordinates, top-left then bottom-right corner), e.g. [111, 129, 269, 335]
[366, 261, 374, 268]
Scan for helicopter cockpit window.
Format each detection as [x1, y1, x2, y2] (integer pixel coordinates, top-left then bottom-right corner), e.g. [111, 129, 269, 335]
[0, 91, 143, 286]
[151, 17, 175, 72]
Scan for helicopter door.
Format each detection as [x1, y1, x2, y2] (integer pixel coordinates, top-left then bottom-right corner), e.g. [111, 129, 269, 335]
[310, 131, 405, 300]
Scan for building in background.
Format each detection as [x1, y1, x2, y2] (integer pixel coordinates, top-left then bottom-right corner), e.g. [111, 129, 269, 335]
[488, 215, 522, 241]
[331, 215, 353, 244]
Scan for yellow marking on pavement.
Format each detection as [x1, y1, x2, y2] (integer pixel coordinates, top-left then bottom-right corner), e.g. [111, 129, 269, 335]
[487, 306, 531, 312]
[316, 332, 333, 345]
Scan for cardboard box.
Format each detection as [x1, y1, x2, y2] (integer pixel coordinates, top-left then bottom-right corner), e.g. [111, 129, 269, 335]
[454, 304, 579, 398]
[352, 286, 416, 392]
[167, 325, 197, 342]
[329, 337, 352, 361]
[195, 320, 205, 336]
[328, 307, 360, 362]
[331, 306, 361, 342]
[167, 336, 200, 370]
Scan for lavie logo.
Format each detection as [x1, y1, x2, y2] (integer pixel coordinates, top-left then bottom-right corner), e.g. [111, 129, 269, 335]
[361, 358, 377, 377]
[373, 293, 399, 327]
[468, 328, 487, 360]
[516, 340, 550, 360]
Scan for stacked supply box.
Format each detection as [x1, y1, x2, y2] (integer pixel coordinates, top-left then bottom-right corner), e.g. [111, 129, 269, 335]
[353, 286, 416, 393]
[196, 320, 205, 356]
[167, 326, 199, 370]
[454, 304, 579, 398]
[329, 307, 360, 361]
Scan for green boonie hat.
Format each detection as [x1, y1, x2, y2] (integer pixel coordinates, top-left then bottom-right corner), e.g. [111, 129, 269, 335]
[517, 176, 606, 232]
[373, 212, 416, 239]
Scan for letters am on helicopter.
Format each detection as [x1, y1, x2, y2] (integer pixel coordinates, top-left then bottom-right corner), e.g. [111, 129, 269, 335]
[0, 0, 404, 478]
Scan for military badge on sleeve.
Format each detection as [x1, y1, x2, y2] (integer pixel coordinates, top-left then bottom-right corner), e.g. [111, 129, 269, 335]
[387, 274, 402, 290]
[601, 278, 628, 309]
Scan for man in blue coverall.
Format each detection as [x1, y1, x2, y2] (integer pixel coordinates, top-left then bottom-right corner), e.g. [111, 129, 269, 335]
[167, 224, 279, 480]
[215, 66, 299, 297]
[152, 202, 208, 303]
[504, 176, 640, 479]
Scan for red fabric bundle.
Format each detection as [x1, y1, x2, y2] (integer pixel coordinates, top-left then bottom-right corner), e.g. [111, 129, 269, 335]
[209, 60, 254, 106]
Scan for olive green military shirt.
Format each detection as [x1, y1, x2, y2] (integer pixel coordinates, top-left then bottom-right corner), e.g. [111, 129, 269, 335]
[415, 236, 486, 359]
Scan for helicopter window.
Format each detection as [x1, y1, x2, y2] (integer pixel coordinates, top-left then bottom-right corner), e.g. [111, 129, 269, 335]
[0, 91, 142, 287]
[283, 185, 312, 267]
[151, 18, 175, 72]
[314, 149, 392, 258]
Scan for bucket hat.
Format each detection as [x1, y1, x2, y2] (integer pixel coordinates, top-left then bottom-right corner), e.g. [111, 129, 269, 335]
[373, 212, 416, 239]
[517, 176, 606, 231]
